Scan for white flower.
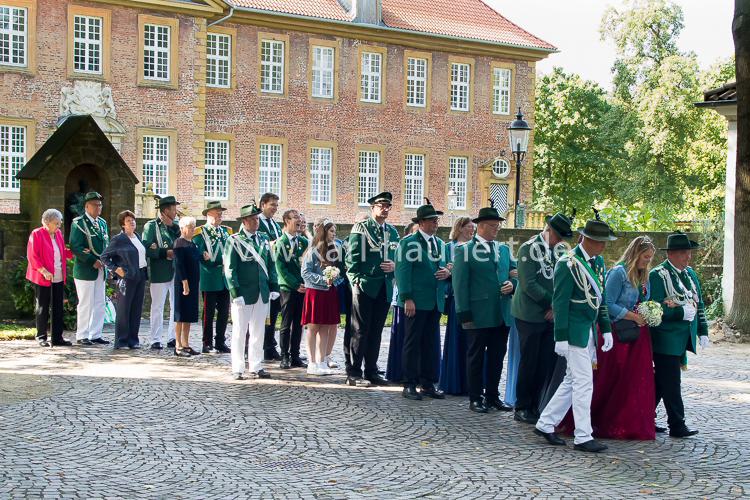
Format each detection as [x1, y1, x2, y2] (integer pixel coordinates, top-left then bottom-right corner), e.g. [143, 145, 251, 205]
[637, 301, 664, 327]
[323, 266, 340, 282]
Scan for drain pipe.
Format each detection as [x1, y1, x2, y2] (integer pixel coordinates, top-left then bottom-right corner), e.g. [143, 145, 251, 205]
[208, 7, 234, 27]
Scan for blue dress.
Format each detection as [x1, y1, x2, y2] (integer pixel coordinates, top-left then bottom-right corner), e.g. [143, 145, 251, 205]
[173, 237, 201, 323]
[386, 305, 405, 383]
[503, 320, 521, 405]
[439, 241, 468, 395]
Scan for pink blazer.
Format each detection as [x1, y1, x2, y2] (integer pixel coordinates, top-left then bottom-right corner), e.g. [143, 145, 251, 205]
[26, 226, 73, 286]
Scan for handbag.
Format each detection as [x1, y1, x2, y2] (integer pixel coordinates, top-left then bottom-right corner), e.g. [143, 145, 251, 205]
[613, 318, 640, 343]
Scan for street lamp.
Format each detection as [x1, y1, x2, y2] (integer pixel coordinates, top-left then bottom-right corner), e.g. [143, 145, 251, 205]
[447, 188, 457, 226]
[507, 107, 531, 228]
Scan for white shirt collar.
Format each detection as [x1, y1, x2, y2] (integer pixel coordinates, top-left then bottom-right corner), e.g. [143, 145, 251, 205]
[418, 229, 434, 243]
[475, 234, 489, 244]
[85, 213, 97, 224]
[285, 231, 296, 240]
[578, 244, 592, 262]
[242, 228, 257, 239]
[667, 259, 686, 273]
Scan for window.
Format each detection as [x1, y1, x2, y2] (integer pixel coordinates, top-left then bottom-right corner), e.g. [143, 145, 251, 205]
[72, 15, 102, 74]
[259, 143, 282, 197]
[406, 57, 427, 107]
[142, 135, 170, 196]
[360, 51, 381, 103]
[0, 5, 27, 67]
[143, 24, 170, 81]
[404, 154, 424, 208]
[204, 139, 229, 200]
[450, 62, 471, 111]
[492, 158, 510, 178]
[138, 15, 178, 87]
[493, 67, 511, 115]
[0, 123, 25, 191]
[448, 157, 468, 210]
[260, 39, 284, 93]
[311, 45, 334, 99]
[310, 147, 332, 204]
[358, 150, 380, 205]
[207, 32, 231, 88]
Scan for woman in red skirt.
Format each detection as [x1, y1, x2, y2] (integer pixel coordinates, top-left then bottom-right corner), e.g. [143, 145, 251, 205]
[301, 220, 345, 376]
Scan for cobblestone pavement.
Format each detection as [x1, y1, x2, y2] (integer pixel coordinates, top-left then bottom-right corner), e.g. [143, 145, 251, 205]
[0, 322, 748, 499]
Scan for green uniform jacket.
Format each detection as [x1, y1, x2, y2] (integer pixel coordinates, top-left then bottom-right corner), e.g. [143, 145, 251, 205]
[453, 237, 517, 329]
[223, 231, 279, 305]
[511, 233, 556, 323]
[649, 260, 708, 356]
[394, 232, 448, 313]
[274, 232, 308, 292]
[345, 217, 400, 302]
[257, 216, 282, 241]
[70, 215, 109, 281]
[553, 246, 612, 348]
[142, 218, 181, 284]
[193, 224, 233, 292]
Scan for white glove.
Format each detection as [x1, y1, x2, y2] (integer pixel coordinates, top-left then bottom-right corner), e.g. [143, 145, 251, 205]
[699, 335, 710, 349]
[269, 291, 280, 301]
[232, 296, 245, 306]
[554, 341, 569, 357]
[682, 303, 696, 322]
[602, 332, 614, 352]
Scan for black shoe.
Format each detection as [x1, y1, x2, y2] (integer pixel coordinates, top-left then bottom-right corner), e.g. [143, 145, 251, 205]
[655, 425, 667, 433]
[419, 385, 446, 399]
[76, 339, 93, 346]
[574, 439, 608, 453]
[669, 427, 699, 438]
[216, 344, 231, 354]
[279, 355, 291, 369]
[185, 347, 200, 356]
[469, 400, 488, 413]
[402, 386, 423, 400]
[486, 398, 513, 411]
[91, 338, 110, 345]
[366, 375, 389, 386]
[290, 357, 308, 369]
[51, 340, 72, 347]
[167, 339, 176, 348]
[232, 372, 244, 381]
[249, 369, 271, 379]
[534, 428, 566, 446]
[175, 348, 191, 357]
[264, 349, 281, 361]
[38, 339, 50, 347]
[514, 409, 539, 424]
[150, 342, 163, 350]
[129, 344, 141, 350]
[346, 376, 371, 387]
[202, 345, 218, 354]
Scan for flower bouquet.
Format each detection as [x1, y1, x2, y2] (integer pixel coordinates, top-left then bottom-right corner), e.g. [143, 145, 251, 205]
[323, 266, 340, 284]
[637, 301, 663, 327]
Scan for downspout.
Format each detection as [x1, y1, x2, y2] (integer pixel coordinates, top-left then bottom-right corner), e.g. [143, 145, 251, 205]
[208, 7, 234, 28]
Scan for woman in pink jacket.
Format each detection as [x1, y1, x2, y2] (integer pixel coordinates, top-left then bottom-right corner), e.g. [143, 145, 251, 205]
[26, 209, 73, 347]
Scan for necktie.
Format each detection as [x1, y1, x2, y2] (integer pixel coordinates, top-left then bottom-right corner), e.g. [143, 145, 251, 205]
[429, 237, 438, 258]
[379, 225, 385, 239]
[291, 236, 297, 251]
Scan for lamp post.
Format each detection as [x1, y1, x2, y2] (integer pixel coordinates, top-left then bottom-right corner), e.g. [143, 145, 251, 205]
[507, 107, 531, 228]
[447, 189, 457, 226]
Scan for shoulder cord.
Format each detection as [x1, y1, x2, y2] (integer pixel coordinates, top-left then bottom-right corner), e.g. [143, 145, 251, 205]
[567, 257, 600, 310]
[77, 219, 104, 258]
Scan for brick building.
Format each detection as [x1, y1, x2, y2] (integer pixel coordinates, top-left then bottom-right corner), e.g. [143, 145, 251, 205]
[0, 0, 555, 225]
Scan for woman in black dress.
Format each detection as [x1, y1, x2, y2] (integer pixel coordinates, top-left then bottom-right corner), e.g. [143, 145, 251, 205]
[173, 216, 201, 357]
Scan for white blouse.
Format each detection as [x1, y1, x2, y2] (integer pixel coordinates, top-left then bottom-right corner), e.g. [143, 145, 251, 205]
[50, 233, 63, 283]
[129, 234, 147, 268]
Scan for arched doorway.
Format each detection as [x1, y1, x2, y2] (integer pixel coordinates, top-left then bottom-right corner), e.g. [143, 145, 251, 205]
[64, 164, 111, 237]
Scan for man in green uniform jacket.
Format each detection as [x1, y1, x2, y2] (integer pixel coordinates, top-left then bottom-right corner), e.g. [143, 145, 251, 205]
[649, 232, 709, 438]
[257, 192, 283, 360]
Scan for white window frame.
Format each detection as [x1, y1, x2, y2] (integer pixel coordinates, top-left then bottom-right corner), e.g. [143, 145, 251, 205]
[492, 158, 510, 179]
[311, 45, 334, 99]
[360, 51, 381, 103]
[404, 154, 424, 208]
[260, 39, 284, 94]
[204, 139, 230, 200]
[0, 124, 25, 192]
[73, 14, 102, 74]
[310, 147, 332, 205]
[406, 57, 427, 108]
[142, 135, 170, 197]
[450, 62, 470, 111]
[259, 143, 282, 198]
[358, 151, 380, 206]
[493, 67, 511, 115]
[143, 23, 170, 82]
[206, 32, 231, 88]
[449, 157, 468, 210]
[0, 5, 27, 67]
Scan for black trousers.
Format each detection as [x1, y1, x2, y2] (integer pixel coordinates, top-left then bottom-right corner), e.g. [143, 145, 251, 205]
[202, 289, 229, 347]
[402, 307, 441, 387]
[115, 269, 147, 348]
[34, 282, 64, 342]
[279, 290, 305, 358]
[263, 296, 280, 354]
[466, 325, 509, 402]
[654, 352, 686, 430]
[341, 282, 353, 370]
[515, 319, 556, 412]
[348, 283, 389, 379]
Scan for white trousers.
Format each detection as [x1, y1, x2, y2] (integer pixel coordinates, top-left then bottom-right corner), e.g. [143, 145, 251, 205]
[74, 270, 105, 340]
[536, 329, 596, 444]
[150, 280, 176, 344]
[230, 298, 269, 374]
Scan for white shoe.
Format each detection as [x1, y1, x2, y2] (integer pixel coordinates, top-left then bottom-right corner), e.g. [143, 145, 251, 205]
[326, 356, 339, 369]
[307, 363, 318, 375]
[317, 362, 334, 376]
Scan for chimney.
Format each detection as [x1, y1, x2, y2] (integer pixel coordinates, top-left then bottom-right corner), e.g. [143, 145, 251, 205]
[339, 0, 382, 25]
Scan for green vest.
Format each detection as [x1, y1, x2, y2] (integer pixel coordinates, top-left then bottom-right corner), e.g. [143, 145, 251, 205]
[70, 215, 109, 281]
[193, 224, 232, 292]
[552, 245, 612, 348]
[223, 230, 279, 304]
[452, 237, 517, 329]
[257, 216, 282, 241]
[394, 232, 448, 313]
[511, 233, 556, 323]
[274, 232, 308, 292]
[345, 217, 400, 302]
[141, 217, 180, 283]
[649, 260, 708, 356]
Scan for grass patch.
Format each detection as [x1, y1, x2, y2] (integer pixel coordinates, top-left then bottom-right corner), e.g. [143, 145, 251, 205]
[0, 321, 36, 341]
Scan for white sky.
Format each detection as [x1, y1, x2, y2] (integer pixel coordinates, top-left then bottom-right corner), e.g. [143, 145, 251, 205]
[487, 0, 736, 89]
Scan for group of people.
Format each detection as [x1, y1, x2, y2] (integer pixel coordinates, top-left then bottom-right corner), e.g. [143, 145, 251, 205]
[27, 188, 710, 452]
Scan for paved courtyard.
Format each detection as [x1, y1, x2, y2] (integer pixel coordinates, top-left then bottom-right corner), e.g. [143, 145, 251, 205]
[0, 322, 748, 499]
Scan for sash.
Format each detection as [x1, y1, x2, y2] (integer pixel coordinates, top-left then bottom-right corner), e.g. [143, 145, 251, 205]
[231, 235, 268, 278]
[202, 225, 225, 262]
[572, 254, 602, 301]
[76, 217, 107, 258]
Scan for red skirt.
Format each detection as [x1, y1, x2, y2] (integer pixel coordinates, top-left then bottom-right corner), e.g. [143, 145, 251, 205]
[301, 286, 340, 326]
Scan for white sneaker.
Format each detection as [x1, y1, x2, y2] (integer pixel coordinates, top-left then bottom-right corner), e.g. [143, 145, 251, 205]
[326, 356, 339, 369]
[307, 363, 318, 375]
[317, 362, 334, 376]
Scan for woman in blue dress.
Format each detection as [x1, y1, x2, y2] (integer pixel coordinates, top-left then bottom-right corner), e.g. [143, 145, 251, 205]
[438, 217, 475, 395]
